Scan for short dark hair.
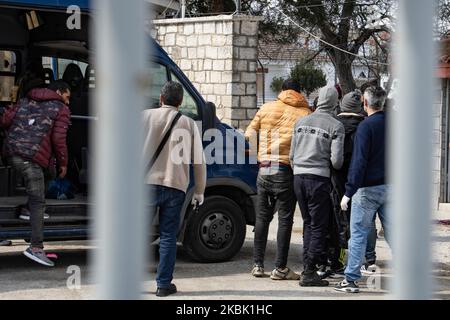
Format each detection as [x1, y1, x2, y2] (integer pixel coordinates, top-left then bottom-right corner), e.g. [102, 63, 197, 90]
[48, 80, 71, 93]
[161, 81, 183, 107]
[282, 79, 301, 94]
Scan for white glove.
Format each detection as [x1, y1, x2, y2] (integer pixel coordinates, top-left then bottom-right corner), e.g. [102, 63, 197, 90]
[192, 193, 204, 206]
[340, 195, 351, 211]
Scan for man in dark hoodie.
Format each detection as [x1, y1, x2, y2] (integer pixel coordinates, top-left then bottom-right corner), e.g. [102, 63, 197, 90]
[323, 90, 366, 278]
[0, 79, 71, 267]
[290, 85, 345, 287]
[341, 89, 378, 275]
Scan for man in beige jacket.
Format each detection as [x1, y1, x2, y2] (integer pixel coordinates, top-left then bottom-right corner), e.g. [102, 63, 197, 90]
[142, 81, 206, 297]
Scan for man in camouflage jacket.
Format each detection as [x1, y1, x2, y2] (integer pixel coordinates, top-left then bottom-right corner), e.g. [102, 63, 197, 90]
[0, 80, 71, 267]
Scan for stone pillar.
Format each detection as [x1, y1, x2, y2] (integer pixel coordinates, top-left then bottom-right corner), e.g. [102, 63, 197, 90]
[153, 15, 263, 130]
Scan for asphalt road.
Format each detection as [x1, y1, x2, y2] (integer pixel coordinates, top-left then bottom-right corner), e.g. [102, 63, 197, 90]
[0, 214, 449, 300]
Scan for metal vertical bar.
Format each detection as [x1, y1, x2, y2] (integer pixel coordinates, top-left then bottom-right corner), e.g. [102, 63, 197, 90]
[92, 0, 149, 299]
[235, 0, 241, 14]
[181, 0, 186, 18]
[445, 80, 450, 202]
[391, 0, 436, 299]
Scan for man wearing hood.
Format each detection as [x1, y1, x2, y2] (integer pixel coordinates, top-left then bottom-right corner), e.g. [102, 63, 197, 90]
[245, 79, 311, 280]
[290, 85, 345, 287]
[1, 79, 71, 267]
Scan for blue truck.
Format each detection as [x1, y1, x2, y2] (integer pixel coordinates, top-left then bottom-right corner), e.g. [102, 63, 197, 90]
[0, 0, 259, 262]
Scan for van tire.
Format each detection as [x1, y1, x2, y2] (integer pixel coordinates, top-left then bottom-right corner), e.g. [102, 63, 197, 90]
[183, 195, 246, 263]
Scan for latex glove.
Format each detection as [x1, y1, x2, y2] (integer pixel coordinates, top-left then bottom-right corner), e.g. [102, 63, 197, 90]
[340, 195, 351, 211]
[192, 194, 204, 207]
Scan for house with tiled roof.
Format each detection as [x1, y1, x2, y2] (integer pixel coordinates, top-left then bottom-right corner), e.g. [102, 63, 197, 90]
[256, 39, 380, 106]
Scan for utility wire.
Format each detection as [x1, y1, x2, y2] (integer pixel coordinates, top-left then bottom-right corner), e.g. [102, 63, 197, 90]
[271, 6, 390, 66]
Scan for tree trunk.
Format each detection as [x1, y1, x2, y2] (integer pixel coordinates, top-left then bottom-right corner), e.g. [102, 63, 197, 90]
[329, 51, 357, 94]
[211, 0, 225, 13]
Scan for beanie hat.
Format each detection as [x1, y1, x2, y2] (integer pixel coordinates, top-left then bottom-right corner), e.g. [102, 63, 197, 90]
[340, 90, 363, 113]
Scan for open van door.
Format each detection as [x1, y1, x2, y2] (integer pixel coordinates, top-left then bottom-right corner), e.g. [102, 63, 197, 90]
[0, 3, 91, 241]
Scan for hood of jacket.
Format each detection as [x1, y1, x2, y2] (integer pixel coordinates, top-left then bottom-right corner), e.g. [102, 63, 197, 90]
[316, 85, 338, 113]
[277, 90, 309, 110]
[27, 88, 65, 103]
[337, 113, 365, 135]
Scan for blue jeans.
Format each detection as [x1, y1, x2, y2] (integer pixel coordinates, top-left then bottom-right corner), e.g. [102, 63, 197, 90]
[365, 218, 377, 264]
[345, 185, 390, 282]
[148, 185, 186, 289]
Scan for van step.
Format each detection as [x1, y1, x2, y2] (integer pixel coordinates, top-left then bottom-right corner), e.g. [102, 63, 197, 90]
[0, 215, 89, 226]
[0, 195, 89, 220]
[0, 225, 89, 240]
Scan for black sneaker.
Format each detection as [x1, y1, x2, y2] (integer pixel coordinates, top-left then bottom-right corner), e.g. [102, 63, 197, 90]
[361, 263, 378, 275]
[316, 264, 328, 279]
[335, 279, 360, 293]
[300, 270, 329, 287]
[328, 267, 346, 279]
[19, 208, 50, 221]
[156, 283, 177, 297]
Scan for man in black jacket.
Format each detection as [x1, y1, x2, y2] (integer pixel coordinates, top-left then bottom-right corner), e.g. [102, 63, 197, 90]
[322, 90, 365, 279]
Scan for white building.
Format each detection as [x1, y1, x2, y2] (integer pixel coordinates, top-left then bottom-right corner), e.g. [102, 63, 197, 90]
[256, 40, 382, 107]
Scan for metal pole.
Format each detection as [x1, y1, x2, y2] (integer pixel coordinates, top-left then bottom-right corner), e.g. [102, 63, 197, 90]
[391, 0, 436, 299]
[181, 0, 186, 19]
[92, 0, 149, 299]
[235, 0, 241, 14]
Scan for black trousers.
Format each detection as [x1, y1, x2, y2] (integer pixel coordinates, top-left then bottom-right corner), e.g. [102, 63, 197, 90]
[294, 174, 332, 270]
[253, 170, 296, 269]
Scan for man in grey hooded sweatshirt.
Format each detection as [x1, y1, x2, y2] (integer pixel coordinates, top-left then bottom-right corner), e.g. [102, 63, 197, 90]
[290, 85, 345, 287]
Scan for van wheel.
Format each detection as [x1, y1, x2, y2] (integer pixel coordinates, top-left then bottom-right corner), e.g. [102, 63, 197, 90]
[183, 195, 246, 263]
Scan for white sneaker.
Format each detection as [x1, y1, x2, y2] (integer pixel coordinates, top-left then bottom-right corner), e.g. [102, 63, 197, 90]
[361, 263, 378, 275]
[19, 209, 50, 221]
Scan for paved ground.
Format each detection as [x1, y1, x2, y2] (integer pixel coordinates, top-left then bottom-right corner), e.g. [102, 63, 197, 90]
[0, 213, 449, 300]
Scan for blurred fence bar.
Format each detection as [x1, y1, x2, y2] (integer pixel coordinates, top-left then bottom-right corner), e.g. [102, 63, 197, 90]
[92, 0, 149, 299]
[391, 0, 436, 299]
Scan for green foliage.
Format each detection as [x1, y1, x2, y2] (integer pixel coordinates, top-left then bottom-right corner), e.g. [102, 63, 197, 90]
[290, 63, 327, 96]
[186, 0, 250, 15]
[270, 76, 285, 94]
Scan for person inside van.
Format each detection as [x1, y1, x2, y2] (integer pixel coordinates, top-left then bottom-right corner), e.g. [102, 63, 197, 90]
[0, 79, 71, 267]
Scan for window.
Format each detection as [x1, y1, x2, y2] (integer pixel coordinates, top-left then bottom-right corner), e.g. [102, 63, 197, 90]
[0, 50, 17, 102]
[145, 63, 199, 120]
[146, 62, 168, 109]
[170, 71, 199, 120]
[42, 57, 89, 86]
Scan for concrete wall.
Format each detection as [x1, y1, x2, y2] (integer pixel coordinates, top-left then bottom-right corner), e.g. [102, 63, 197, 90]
[153, 15, 263, 130]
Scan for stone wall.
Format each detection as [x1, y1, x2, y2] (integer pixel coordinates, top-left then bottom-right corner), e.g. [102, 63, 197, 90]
[153, 15, 263, 130]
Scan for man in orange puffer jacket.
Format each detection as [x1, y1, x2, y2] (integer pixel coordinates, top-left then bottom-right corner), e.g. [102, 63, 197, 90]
[245, 79, 311, 280]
